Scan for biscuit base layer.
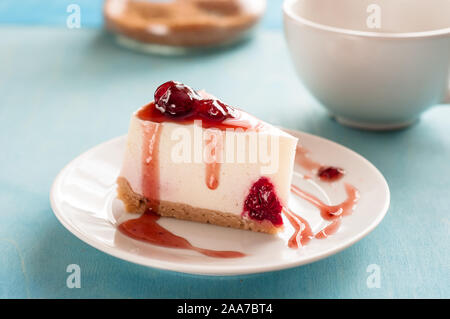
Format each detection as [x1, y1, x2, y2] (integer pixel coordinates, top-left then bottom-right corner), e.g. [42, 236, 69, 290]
[117, 177, 282, 234]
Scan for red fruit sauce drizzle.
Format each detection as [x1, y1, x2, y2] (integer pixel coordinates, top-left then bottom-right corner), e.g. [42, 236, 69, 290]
[141, 122, 162, 211]
[284, 183, 360, 248]
[295, 146, 345, 182]
[204, 131, 223, 190]
[282, 145, 358, 248]
[118, 210, 245, 258]
[282, 208, 313, 248]
[318, 166, 345, 182]
[295, 146, 321, 171]
[137, 101, 265, 131]
[314, 219, 342, 239]
[291, 184, 359, 221]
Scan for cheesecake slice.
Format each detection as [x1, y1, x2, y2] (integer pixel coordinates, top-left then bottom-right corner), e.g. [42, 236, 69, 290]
[117, 81, 298, 234]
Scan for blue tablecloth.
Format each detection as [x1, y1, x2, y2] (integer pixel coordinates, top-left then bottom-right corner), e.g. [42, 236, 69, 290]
[0, 1, 449, 298]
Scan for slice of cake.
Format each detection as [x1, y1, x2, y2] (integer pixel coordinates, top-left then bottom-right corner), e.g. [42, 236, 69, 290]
[117, 81, 298, 234]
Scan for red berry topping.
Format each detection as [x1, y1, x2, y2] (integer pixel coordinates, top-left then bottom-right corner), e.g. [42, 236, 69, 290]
[198, 99, 235, 122]
[152, 81, 236, 122]
[154, 81, 200, 117]
[243, 177, 283, 226]
[318, 166, 345, 182]
[154, 81, 173, 102]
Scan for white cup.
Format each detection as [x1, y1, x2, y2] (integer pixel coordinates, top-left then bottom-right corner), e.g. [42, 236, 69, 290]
[283, 0, 450, 130]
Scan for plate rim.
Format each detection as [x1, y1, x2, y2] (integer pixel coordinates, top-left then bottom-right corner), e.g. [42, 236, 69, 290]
[50, 130, 390, 276]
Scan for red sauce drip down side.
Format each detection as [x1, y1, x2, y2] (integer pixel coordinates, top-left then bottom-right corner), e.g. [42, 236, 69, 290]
[204, 130, 223, 190]
[141, 122, 162, 210]
[119, 210, 245, 258]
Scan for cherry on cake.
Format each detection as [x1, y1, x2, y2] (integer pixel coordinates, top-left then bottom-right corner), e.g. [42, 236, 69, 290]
[117, 81, 298, 234]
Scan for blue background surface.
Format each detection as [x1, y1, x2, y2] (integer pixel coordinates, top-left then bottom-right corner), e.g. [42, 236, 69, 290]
[0, 1, 449, 298]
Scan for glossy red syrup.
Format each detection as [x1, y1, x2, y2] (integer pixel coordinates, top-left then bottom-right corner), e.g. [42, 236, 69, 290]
[137, 81, 265, 131]
[282, 208, 313, 248]
[243, 177, 283, 226]
[314, 219, 342, 239]
[119, 210, 245, 258]
[295, 146, 345, 182]
[204, 131, 223, 190]
[141, 122, 162, 210]
[282, 183, 359, 248]
[291, 184, 359, 221]
[137, 101, 266, 131]
[318, 166, 345, 182]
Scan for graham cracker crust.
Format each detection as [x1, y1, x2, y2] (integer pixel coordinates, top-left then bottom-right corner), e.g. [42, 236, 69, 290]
[117, 177, 281, 234]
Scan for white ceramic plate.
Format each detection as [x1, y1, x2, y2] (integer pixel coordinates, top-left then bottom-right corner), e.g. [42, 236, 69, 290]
[50, 129, 390, 276]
